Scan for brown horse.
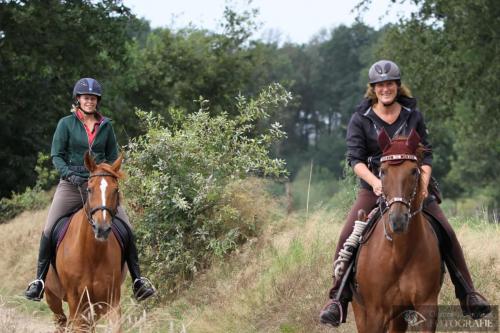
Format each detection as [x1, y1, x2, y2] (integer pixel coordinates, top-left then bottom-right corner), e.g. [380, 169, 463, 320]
[45, 152, 126, 332]
[352, 129, 442, 332]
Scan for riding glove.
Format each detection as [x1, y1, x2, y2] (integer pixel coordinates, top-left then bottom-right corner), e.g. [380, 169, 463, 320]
[67, 174, 87, 186]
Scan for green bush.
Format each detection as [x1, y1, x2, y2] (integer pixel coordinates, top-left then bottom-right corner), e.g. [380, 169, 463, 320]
[0, 153, 57, 223]
[123, 84, 290, 298]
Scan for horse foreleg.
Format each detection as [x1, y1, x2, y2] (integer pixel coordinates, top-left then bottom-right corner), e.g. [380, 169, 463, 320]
[413, 302, 438, 333]
[352, 301, 368, 333]
[44, 287, 67, 332]
[67, 292, 95, 332]
[352, 302, 387, 333]
[363, 307, 387, 333]
[388, 314, 408, 332]
[107, 304, 123, 333]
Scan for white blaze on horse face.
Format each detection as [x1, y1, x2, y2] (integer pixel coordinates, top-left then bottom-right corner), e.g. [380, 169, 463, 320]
[100, 178, 108, 220]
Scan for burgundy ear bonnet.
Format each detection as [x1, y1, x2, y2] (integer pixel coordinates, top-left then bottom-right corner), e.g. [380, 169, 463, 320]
[378, 129, 421, 164]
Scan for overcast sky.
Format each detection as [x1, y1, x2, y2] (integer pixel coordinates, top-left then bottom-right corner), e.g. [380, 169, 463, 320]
[122, 0, 418, 44]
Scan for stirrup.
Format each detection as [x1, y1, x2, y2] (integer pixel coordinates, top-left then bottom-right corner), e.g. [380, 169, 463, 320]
[320, 299, 344, 327]
[133, 277, 156, 301]
[25, 279, 45, 301]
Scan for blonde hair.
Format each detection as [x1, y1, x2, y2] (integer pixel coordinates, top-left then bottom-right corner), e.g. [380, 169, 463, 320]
[364, 82, 412, 105]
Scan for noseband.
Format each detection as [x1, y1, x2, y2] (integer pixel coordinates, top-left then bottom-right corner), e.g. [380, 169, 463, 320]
[379, 154, 422, 241]
[84, 172, 119, 225]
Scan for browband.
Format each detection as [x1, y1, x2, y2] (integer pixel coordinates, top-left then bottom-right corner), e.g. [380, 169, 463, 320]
[380, 154, 418, 162]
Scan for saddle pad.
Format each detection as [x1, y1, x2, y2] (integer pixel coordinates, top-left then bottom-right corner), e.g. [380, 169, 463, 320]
[52, 214, 127, 253]
[359, 204, 445, 250]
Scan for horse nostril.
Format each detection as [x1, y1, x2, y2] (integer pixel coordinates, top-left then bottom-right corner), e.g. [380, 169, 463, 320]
[95, 225, 112, 240]
[390, 212, 409, 233]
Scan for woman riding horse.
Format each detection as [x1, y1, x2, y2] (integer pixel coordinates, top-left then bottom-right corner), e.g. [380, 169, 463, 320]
[25, 77, 155, 302]
[319, 60, 491, 326]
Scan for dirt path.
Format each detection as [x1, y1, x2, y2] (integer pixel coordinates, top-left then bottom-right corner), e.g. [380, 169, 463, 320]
[0, 303, 53, 333]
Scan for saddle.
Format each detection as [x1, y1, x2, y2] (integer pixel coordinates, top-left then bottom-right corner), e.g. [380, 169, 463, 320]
[49, 212, 129, 271]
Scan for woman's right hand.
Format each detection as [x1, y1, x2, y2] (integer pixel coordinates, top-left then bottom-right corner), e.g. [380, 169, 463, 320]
[353, 163, 384, 196]
[371, 178, 383, 196]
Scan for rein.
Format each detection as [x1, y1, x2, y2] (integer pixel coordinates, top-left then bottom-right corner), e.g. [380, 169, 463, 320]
[79, 172, 119, 225]
[379, 154, 423, 242]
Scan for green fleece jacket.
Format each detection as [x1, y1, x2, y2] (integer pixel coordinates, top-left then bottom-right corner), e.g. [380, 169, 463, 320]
[50, 111, 119, 179]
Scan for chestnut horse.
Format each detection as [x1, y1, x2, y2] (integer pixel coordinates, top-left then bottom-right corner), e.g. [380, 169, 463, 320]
[352, 129, 442, 332]
[44, 152, 125, 332]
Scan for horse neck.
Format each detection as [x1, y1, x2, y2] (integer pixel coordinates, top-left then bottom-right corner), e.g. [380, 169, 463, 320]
[390, 213, 428, 264]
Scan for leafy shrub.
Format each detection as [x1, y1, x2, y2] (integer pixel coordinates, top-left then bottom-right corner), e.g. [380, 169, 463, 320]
[123, 84, 290, 298]
[0, 153, 57, 223]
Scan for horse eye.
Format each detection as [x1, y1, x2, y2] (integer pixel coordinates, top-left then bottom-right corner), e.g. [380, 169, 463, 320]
[87, 188, 92, 193]
[380, 169, 385, 178]
[412, 168, 419, 176]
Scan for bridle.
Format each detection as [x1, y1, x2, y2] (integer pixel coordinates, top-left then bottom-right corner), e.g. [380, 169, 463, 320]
[379, 153, 422, 241]
[82, 172, 119, 226]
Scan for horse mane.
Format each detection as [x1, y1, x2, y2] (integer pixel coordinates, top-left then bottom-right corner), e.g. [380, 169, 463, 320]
[94, 162, 125, 180]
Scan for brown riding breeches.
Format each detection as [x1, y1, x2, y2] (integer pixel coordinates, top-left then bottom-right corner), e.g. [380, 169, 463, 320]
[330, 188, 474, 300]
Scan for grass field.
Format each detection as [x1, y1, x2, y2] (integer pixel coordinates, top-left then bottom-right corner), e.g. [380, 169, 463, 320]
[0, 186, 498, 332]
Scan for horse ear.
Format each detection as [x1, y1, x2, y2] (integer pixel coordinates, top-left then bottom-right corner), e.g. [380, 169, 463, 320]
[377, 128, 391, 152]
[111, 153, 123, 172]
[84, 151, 97, 172]
[406, 129, 421, 153]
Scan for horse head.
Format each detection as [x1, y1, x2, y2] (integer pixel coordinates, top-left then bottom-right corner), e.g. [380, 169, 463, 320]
[84, 151, 124, 241]
[378, 129, 423, 235]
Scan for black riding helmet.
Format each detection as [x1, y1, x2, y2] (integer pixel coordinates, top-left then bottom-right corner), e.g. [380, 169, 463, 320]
[72, 78, 102, 114]
[368, 60, 401, 85]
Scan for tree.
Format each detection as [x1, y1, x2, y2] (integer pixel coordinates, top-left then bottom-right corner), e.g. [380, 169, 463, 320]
[276, 24, 379, 177]
[0, 0, 136, 197]
[371, 0, 500, 205]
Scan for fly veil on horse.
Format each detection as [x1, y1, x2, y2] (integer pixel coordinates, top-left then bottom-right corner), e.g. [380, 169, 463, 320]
[44, 152, 127, 332]
[351, 129, 443, 332]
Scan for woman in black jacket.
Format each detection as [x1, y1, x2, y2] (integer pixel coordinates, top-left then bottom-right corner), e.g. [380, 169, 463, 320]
[319, 60, 491, 326]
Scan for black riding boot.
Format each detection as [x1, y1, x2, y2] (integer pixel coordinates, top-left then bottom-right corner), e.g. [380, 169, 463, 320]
[126, 232, 155, 301]
[25, 234, 51, 301]
[320, 277, 351, 326]
[320, 298, 347, 326]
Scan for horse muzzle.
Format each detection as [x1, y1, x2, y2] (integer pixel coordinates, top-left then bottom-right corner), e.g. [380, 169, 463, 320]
[389, 211, 410, 234]
[92, 223, 112, 241]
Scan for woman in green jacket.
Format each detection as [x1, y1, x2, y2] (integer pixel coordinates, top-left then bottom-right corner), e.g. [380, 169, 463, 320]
[25, 78, 155, 302]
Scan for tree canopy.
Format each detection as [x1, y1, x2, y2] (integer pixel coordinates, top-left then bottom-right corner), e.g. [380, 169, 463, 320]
[0, 0, 136, 196]
[1, 0, 498, 209]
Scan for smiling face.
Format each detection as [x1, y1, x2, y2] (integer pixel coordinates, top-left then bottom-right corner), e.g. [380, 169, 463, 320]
[77, 94, 98, 113]
[373, 80, 398, 106]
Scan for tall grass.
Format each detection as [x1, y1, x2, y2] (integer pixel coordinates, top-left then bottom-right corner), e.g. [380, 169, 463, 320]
[0, 177, 498, 332]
